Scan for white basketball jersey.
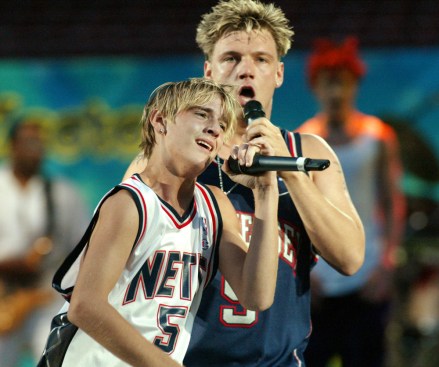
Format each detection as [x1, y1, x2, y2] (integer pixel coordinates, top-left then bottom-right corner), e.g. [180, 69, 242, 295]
[43, 174, 222, 366]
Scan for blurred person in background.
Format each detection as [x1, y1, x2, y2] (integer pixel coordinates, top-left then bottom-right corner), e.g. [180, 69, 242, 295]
[297, 36, 406, 367]
[0, 118, 89, 366]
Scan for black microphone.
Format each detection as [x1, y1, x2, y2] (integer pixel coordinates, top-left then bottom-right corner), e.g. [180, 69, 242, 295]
[244, 100, 265, 124]
[229, 100, 330, 174]
[228, 154, 330, 174]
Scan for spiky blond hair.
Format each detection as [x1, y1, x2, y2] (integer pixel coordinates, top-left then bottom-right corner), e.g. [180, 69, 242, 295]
[140, 78, 240, 158]
[196, 0, 294, 60]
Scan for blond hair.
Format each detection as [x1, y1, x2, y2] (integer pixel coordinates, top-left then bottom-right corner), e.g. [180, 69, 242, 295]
[140, 78, 240, 158]
[196, 0, 294, 60]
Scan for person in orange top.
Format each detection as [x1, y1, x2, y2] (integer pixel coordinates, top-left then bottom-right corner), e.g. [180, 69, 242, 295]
[297, 36, 406, 367]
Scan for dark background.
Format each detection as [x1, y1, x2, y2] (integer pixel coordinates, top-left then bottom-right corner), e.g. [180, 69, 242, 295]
[1, 0, 439, 58]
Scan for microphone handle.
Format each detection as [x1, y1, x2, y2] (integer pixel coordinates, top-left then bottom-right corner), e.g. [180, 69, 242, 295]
[246, 110, 265, 124]
[228, 155, 330, 174]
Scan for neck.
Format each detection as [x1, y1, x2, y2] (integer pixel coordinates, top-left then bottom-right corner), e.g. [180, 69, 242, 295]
[12, 169, 34, 188]
[324, 115, 353, 146]
[326, 105, 353, 127]
[140, 168, 195, 216]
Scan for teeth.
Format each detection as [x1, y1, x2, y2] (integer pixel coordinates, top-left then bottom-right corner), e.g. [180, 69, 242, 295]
[197, 140, 212, 151]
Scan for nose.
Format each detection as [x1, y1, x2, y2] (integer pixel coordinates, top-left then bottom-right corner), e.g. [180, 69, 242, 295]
[205, 122, 221, 137]
[237, 57, 255, 80]
[327, 85, 345, 105]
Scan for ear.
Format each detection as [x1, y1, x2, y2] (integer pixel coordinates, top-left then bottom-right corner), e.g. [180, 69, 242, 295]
[204, 60, 213, 79]
[150, 109, 166, 134]
[275, 62, 284, 88]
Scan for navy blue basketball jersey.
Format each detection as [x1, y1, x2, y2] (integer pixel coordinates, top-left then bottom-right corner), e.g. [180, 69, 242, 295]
[184, 131, 316, 367]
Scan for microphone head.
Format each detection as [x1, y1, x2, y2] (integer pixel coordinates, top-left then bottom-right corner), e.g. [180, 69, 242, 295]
[244, 100, 265, 124]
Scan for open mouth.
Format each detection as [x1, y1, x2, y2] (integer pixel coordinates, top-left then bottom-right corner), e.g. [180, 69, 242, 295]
[196, 139, 213, 152]
[239, 86, 255, 99]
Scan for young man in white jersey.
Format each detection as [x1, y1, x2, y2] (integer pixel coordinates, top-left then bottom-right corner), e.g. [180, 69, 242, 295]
[37, 78, 280, 366]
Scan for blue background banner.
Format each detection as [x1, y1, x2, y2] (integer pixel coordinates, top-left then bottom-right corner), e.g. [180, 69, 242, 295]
[1, 49, 439, 212]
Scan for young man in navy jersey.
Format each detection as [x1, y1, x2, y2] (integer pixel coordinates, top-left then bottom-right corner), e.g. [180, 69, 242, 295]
[125, 1, 365, 365]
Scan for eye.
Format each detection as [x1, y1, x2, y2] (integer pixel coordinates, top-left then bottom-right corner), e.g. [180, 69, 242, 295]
[219, 122, 227, 131]
[195, 110, 208, 119]
[223, 55, 238, 63]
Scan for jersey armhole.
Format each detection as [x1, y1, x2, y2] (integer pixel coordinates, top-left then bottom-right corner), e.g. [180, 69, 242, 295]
[52, 183, 146, 300]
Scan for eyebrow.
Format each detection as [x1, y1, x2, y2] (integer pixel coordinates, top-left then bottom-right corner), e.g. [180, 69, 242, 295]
[218, 50, 276, 60]
[190, 106, 213, 113]
[190, 106, 228, 126]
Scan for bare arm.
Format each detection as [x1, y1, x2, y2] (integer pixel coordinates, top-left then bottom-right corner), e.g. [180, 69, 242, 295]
[0, 238, 52, 281]
[67, 191, 181, 367]
[376, 132, 406, 269]
[211, 141, 279, 311]
[282, 133, 365, 275]
[242, 118, 364, 275]
[360, 132, 406, 302]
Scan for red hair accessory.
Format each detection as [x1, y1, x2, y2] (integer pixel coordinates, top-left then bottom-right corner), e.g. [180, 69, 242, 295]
[307, 36, 366, 86]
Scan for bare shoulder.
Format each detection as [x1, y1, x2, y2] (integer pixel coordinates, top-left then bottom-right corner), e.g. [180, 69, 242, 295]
[299, 132, 335, 158]
[99, 189, 139, 226]
[207, 184, 228, 206]
[300, 133, 339, 163]
[123, 153, 148, 180]
[102, 189, 136, 210]
[298, 132, 344, 181]
[206, 184, 238, 220]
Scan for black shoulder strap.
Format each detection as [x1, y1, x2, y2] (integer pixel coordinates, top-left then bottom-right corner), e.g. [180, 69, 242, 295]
[292, 132, 303, 157]
[44, 178, 55, 237]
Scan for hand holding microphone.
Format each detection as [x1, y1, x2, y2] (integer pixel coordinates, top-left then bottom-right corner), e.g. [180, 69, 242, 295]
[228, 100, 330, 174]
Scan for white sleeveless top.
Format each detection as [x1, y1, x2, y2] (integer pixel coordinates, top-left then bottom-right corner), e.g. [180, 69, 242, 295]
[50, 174, 222, 366]
[313, 134, 383, 296]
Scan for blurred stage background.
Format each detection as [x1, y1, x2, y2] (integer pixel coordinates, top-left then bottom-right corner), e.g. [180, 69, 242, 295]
[1, 1, 439, 366]
[1, 0, 439, 210]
